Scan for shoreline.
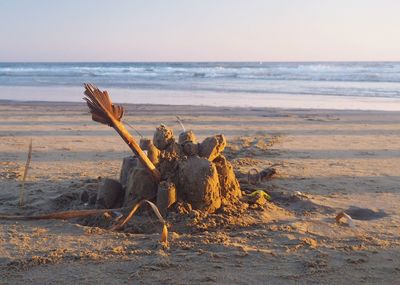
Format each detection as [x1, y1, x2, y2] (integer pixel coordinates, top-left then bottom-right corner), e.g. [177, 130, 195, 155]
[2, 85, 400, 111]
[2, 100, 400, 116]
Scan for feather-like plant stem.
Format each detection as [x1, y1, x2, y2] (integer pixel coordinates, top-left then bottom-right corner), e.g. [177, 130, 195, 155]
[83, 83, 160, 182]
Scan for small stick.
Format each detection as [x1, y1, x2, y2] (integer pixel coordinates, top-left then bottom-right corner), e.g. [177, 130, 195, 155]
[123, 120, 144, 138]
[0, 208, 120, 220]
[176, 116, 186, 132]
[19, 139, 32, 207]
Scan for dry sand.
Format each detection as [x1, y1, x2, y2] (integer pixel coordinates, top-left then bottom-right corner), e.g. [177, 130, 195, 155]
[0, 101, 400, 284]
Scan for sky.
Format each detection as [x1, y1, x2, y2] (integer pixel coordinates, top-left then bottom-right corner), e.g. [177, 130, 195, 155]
[0, 0, 399, 62]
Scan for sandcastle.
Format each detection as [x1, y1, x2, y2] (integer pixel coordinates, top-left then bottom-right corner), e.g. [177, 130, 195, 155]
[0, 85, 268, 238]
[99, 125, 242, 216]
[81, 83, 242, 216]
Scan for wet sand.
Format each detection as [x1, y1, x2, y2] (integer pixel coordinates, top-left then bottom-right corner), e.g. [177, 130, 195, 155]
[1, 101, 400, 284]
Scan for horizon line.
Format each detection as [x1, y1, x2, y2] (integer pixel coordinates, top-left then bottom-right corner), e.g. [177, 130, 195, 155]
[1, 60, 400, 64]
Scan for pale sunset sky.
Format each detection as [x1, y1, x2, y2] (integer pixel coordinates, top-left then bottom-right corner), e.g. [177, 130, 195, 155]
[0, 0, 399, 62]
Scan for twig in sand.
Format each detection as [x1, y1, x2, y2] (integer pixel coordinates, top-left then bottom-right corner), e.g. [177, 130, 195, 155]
[110, 200, 168, 243]
[123, 120, 144, 138]
[176, 116, 186, 132]
[19, 139, 32, 207]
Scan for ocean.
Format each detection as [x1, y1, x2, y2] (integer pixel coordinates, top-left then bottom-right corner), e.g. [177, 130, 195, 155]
[1, 62, 400, 110]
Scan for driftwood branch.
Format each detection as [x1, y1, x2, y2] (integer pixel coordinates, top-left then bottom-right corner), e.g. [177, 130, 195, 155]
[0, 201, 168, 243]
[0, 208, 120, 220]
[83, 83, 160, 182]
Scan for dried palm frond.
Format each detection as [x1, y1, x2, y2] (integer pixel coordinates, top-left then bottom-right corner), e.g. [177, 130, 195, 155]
[83, 83, 124, 125]
[83, 83, 160, 182]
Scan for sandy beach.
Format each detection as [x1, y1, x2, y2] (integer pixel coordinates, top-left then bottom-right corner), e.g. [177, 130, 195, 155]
[1, 101, 400, 284]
